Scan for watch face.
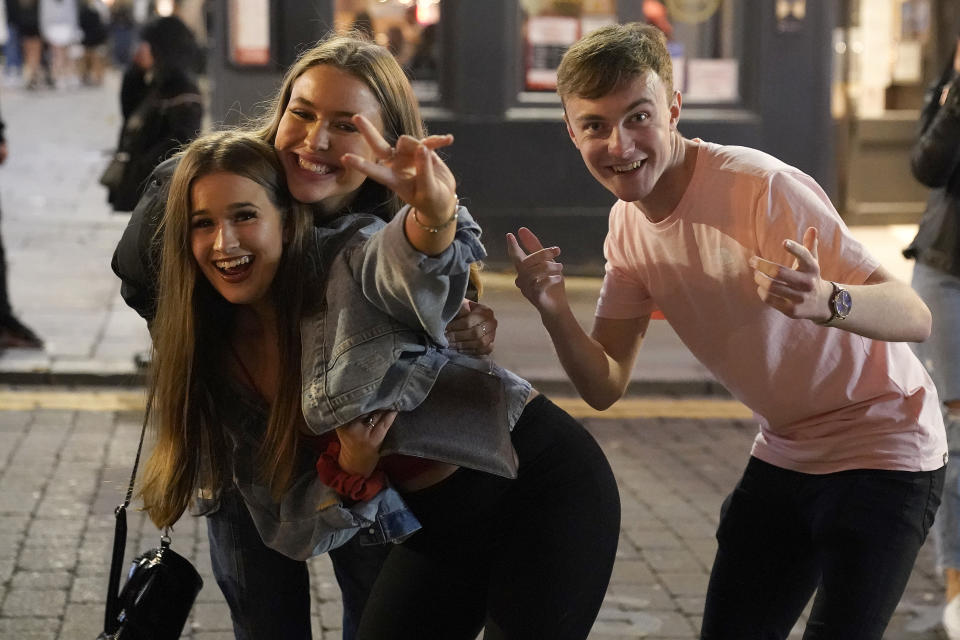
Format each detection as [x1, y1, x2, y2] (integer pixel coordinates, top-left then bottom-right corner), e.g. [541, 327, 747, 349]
[835, 288, 852, 317]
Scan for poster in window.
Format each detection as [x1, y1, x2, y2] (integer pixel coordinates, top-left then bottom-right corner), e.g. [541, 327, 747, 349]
[229, 0, 270, 66]
[684, 58, 739, 103]
[525, 16, 579, 91]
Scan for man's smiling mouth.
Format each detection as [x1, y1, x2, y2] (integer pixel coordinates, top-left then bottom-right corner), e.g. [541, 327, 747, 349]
[612, 159, 644, 173]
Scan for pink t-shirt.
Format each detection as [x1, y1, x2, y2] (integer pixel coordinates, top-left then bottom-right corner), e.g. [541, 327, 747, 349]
[597, 141, 946, 474]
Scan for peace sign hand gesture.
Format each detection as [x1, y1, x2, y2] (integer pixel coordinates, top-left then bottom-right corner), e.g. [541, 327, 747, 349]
[341, 114, 458, 226]
[748, 226, 832, 323]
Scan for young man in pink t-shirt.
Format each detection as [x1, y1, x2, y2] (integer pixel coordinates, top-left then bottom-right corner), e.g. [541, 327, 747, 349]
[507, 22, 947, 639]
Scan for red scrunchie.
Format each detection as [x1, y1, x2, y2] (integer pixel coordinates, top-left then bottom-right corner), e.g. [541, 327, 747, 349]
[316, 440, 386, 502]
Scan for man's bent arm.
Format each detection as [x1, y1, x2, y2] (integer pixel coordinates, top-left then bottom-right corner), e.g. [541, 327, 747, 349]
[751, 229, 931, 342]
[540, 308, 648, 410]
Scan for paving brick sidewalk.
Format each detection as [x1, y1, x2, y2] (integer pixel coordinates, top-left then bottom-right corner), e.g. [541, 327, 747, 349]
[0, 403, 947, 639]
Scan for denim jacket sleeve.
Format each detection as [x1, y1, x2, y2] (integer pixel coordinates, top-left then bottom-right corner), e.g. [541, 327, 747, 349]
[233, 469, 421, 561]
[347, 205, 487, 345]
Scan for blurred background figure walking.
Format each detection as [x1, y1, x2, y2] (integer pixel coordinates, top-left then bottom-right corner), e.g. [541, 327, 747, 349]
[105, 13, 202, 212]
[0, 103, 43, 350]
[38, 0, 79, 89]
[77, 0, 108, 86]
[19, 0, 43, 90]
[904, 33, 960, 640]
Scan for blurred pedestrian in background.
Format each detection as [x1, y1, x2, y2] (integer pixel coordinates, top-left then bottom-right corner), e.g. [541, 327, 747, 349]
[903, 34, 960, 640]
[406, 23, 437, 82]
[105, 14, 202, 212]
[19, 0, 43, 90]
[4, 0, 22, 86]
[108, 0, 135, 67]
[0, 101, 43, 349]
[77, 0, 107, 86]
[38, 0, 79, 89]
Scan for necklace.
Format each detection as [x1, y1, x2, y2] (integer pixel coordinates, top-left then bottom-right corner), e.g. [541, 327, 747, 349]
[229, 341, 266, 400]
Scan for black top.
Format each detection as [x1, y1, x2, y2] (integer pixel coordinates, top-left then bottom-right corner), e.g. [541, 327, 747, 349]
[107, 70, 202, 212]
[903, 69, 960, 277]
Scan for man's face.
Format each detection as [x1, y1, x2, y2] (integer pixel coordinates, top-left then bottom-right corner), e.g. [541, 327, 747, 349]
[564, 71, 680, 205]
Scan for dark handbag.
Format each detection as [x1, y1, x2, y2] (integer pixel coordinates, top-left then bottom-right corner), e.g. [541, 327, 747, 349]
[97, 395, 203, 640]
[99, 88, 161, 194]
[99, 152, 130, 191]
[378, 359, 519, 478]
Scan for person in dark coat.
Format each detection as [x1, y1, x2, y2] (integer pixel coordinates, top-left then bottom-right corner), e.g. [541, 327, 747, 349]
[0, 112, 43, 349]
[107, 15, 202, 212]
[903, 34, 960, 640]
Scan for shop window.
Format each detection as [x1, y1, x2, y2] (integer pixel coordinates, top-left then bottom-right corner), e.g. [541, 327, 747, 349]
[836, 0, 935, 117]
[519, 0, 742, 106]
[334, 0, 441, 102]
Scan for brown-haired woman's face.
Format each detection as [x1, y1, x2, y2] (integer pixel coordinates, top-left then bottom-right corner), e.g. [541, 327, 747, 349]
[190, 172, 285, 310]
[274, 65, 385, 211]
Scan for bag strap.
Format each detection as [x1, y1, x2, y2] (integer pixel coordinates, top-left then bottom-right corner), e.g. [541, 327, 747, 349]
[103, 391, 154, 634]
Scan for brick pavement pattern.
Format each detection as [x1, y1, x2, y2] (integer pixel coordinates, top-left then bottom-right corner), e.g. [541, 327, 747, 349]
[0, 404, 947, 639]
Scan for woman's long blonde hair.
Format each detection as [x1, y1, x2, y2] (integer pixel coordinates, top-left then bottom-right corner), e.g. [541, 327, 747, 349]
[141, 130, 312, 528]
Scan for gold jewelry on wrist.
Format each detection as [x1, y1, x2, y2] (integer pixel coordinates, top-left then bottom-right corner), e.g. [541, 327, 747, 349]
[411, 201, 458, 233]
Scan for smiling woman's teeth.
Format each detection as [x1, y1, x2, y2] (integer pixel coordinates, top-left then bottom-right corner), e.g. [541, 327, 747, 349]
[216, 256, 252, 270]
[613, 159, 644, 173]
[298, 156, 333, 175]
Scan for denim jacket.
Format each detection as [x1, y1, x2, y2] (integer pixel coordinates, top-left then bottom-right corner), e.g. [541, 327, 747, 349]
[194, 384, 421, 561]
[300, 206, 529, 434]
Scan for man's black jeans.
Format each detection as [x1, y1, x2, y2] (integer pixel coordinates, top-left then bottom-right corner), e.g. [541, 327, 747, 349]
[701, 456, 944, 639]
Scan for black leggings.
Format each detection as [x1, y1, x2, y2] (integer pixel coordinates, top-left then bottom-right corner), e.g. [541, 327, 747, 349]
[356, 395, 621, 640]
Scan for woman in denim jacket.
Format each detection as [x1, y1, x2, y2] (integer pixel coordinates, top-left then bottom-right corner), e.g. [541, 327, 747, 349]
[126, 35, 620, 640]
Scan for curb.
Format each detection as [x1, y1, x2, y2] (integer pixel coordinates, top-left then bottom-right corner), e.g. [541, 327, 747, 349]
[0, 369, 730, 398]
[0, 370, 146, 387]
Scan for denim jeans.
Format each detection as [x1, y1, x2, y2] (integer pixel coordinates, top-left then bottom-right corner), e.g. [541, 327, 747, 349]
[700, 457, 943, 640]
[206, 488, 390, 640]
[911, 260, 960, 571]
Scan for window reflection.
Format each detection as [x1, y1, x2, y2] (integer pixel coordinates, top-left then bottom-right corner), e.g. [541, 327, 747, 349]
[334, 0, 440, 101]
[519, 0, 741, 105]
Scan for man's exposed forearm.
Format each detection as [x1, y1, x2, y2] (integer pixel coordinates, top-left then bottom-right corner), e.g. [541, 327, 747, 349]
[540, 307, 629, 410]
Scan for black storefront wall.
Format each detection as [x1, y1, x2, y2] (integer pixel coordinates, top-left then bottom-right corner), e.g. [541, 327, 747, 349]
[208, 0, 837, 275]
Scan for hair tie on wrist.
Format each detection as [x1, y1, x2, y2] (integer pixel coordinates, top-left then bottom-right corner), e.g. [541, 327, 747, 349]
[316, 440, 386, 502]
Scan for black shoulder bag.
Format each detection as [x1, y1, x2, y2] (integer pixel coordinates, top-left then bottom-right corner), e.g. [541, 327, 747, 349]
[97, 395, 203, 640]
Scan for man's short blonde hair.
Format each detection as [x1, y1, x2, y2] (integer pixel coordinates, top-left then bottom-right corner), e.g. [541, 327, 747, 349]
[557, 22, 673, 103]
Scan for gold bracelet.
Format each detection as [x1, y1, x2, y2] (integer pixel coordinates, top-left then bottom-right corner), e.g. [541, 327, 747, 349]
[411, 203, 458, 233]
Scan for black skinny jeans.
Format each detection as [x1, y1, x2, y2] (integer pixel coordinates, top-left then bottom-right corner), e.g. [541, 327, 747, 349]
[701, 456, 944, 640]
[356, 395, 622, 640]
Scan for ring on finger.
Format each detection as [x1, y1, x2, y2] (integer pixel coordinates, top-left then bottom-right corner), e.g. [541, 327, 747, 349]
[480, 322, 487, 336]
[365, 415, 377, 428]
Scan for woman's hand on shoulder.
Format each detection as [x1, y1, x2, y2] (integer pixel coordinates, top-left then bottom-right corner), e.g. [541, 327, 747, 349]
[335, 410, 398, 477]
[445, 299, 497, 355]
[341, 114, 458, 225]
